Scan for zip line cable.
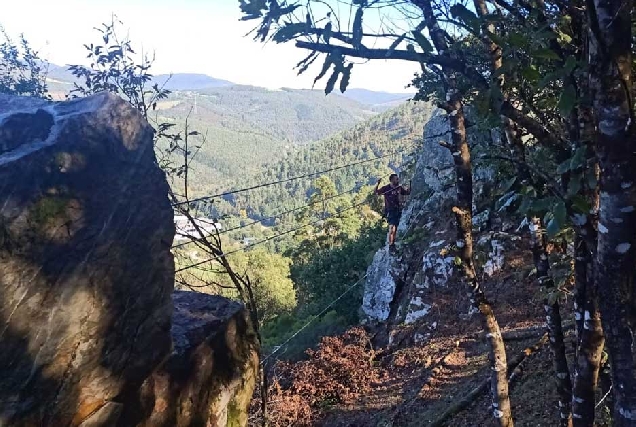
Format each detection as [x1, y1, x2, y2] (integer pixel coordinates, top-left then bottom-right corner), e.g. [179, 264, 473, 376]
[172, 186, 360, 249]
[175, 196, 371, 273]
[174, 161, 413, 249]
[173, 184, 400, 273]
[260, 272, 369, 365]
[171, 147, 415, 207]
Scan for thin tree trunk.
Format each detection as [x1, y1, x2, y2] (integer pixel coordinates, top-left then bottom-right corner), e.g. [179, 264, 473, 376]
[588, 0, 636, 424]
[412, 1, 513, 424]
[571, 247, 604, 425]
[528, 217, 573, 426]
[573, 234, 587, 348]
[571, 103, 605, 427]
[447, 100, 513, 427]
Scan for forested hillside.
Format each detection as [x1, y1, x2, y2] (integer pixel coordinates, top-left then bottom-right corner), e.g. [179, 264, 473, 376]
[156, 85, 380, 193]
[41, 65, 392, 195]
[215, 101, 435, 220]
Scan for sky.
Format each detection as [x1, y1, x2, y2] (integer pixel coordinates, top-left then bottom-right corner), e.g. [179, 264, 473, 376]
[2, 0, 420, 93]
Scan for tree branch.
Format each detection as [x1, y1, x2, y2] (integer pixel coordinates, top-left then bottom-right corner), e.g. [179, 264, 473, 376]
[294, 40, 489, 88]
[500, 101, 567, 156]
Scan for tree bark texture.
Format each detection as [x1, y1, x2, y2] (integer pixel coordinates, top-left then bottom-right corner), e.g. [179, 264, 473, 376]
[413, 1, 512, 425]
[571, 103, 604, 427]
[588, 0, 636, 424]
[572, 248, 604, 426]
[529, 217, 573, 426]
[413, 2, 513, 424]
[448, 100, 513, 427]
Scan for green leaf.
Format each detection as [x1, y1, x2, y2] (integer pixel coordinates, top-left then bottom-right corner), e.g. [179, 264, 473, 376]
[520, 185, 537, 197]
[531, 197, 554, 213]
[450, 4, 480, 33]
[454, 256, 462, 266]
[508, 33, 527, 48]
[569, 146, 587, 170]
[570, 195, 591, 214]
[412, 30, 433, 53]
[557, 30, 573, 45]
[563, 56, 577, 74]
[567, 173, 582, 197]
[496, 191, 518, 212]
[557, 159, 571, 174]
[474, 90, 491, 116]
[517, 197, 532, 214]
[325, 67, 339, 95]
[521, 66, 540, 81]
[546, 218, 560, 237]
[339, 63, 353, 93]
[313, 55, 334, 86]
[501, 176, 517, 192]
[554, 201, 567, 228]
[534, 48, 560, 60]
[538, 70, 560, 88]
[558, 84, 577, 116]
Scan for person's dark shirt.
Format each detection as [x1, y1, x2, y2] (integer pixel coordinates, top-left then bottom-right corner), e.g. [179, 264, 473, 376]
[376, 184, 410, 211]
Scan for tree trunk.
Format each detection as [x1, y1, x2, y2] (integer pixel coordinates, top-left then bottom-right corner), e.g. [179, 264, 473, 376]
[414, 1, 513, 424]
[588, 0, 636, 424]
[571, 247, 604, 425]
[571, 103, 605, 427]
[447, 99, 513, 427]
[528, 217, 573, 426]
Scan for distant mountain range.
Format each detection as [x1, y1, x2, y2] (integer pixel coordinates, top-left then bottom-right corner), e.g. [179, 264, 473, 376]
[43, 63, 411, 108]
[339, 88, 410, 106]
[152, 73, 233, 90]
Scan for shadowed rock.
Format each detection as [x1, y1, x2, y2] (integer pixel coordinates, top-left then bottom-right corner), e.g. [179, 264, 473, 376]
[120, 291, 259, 427]
[0, 92, 175, 425]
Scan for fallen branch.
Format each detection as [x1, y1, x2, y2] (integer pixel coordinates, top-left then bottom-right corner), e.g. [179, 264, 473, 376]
[429, 333, 549, 427]
[476, 320, 574, 342]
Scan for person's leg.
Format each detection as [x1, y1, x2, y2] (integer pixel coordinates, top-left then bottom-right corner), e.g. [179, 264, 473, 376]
[389, 225, 396, 245]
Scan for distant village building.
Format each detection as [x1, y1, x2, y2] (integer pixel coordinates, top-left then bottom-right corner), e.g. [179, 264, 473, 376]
[173, 215, 223, 241]
[241, 237, 258, 246]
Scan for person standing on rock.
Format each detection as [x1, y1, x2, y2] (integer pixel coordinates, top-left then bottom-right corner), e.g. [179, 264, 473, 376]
[375, 173, 410, 251]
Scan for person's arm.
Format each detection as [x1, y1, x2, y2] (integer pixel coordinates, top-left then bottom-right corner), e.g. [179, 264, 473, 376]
[375, 179, 382, 195]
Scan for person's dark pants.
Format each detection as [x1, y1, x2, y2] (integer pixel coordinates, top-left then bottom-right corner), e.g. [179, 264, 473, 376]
[386, 208, 402, 227]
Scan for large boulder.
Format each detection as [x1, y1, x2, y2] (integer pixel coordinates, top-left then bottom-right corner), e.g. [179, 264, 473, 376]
[120, 291, 259, 427]
[0, 92, 175, 425]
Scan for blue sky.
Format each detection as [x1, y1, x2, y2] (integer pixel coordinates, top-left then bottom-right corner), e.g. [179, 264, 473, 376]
[2, 0, 419, 92]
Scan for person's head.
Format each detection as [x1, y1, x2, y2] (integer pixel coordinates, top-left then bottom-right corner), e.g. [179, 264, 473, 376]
[389, 174, 399, 185]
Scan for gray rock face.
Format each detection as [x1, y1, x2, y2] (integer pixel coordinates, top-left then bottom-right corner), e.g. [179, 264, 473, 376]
[362, 247, 396, 322]
[414, 111, 455, 193]
[0, 92, 175, 425]
[361, 108, 507, 346]
[121, 291, 259, 427]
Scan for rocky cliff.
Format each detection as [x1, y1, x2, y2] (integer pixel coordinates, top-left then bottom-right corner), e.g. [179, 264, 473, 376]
[361, 110, 515, 347]
[0, 92, 258, 426]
